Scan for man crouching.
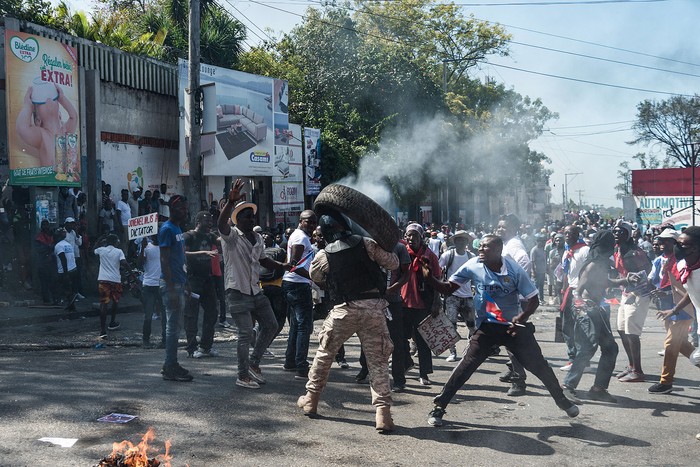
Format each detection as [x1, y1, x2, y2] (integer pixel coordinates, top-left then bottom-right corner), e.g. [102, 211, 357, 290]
[297, 209, 399, 433]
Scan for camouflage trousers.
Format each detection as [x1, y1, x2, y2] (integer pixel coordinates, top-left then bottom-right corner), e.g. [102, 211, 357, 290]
[306, 298, 394, 408]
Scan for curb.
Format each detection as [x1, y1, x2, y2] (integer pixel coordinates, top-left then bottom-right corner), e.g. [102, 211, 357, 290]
[0, 302, 143, 327]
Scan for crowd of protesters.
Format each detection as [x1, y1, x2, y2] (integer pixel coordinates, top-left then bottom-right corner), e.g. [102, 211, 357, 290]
[2, 182, 699, 433]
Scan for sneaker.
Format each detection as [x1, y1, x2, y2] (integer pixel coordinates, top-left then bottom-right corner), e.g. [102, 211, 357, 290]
[616, 366, 632, 379]
[152, 313, 160, 321]
[490, 346, 501, 357]
[507, 383, 526, 397]
[657, 350, 665, 356]
[419, 377, 432, 386]
[446, 354, 458, 362]
[249, 365, 266, 384]
[107, 321, 120, 331]
[392, 384, 406, 393]
[192, 347, 219, 358]
[560, 362, 573, 371]
[648, 383, 673, 394]
[295, 368, 309, 380]
[562, 386, 582, 404]
[355, 370, 369, 383]
[588, 388, 618, 402]
[263, 349, 276, 358]
[283, 364, 297, 371]
[336, 359, 350, 369]
[99, 332, 108, 339]
[162, 364, 193, 382]
[556, 398, 580, 418]
[236, 377, 260, 389]
[218, 320, 233, 329]
[76, 293, 86, 299]
[428, 406, 446, 427]
[499, 367, 514, 383]
[619, 372, 645, 382]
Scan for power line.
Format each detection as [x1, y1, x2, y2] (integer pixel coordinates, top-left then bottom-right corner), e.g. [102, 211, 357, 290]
[483, 61, 694, 97]
[544, 127, 633, 137]
[548, 120, 635, 129]
[369, 0, 664, 4]
[510, 41, 700, 79]
[221, 0, 276, 43]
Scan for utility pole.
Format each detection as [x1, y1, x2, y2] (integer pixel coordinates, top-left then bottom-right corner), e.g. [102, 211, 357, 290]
[564, 172, 582, 213]
[188, 0, 202, 218]
[576, 189, 584, 208]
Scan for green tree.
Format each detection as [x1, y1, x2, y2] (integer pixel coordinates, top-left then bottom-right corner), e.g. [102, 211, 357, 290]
[0, 0, 54, 24]
[630, 95, 700, 167]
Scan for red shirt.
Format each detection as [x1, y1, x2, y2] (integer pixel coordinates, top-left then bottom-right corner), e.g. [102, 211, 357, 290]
[401, 246, 441, 309]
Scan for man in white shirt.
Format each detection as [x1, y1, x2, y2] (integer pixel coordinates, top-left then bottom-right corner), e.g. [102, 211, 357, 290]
[283, 209, 318, 380]
[116, 189, 132, 256]
[94, 234, 128, 338]
[138, 235, 165, 348]
[495, 213, 531, 396]
[439, 230, 476, 362]
[158, 183, 170, 222]
[54, 228, 78, 311]
[64, 217, 84, 298]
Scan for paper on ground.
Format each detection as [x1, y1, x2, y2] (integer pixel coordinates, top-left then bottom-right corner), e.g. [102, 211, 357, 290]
[38, 437, 78, 448]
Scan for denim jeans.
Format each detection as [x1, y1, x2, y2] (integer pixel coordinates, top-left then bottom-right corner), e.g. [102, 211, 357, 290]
[142, 285, 166, 343]
[283, 281, 314, 370]
[160, 280, 185, 368]
[563, 304, 619, 390]
[226, 289, 278, 379]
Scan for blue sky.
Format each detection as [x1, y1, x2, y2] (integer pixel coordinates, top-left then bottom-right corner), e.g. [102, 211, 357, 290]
[61, 0, 700, 208]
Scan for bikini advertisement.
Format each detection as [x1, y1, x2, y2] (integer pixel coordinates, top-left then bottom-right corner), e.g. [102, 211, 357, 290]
[5, 30, 81, 187]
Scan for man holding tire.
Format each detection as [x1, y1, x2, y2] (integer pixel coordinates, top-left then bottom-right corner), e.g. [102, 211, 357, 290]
[297, 210, 399, 432]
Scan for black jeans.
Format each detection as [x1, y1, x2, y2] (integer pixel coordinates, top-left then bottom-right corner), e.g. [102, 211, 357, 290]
[184, 276, 218, 352]
[405, 307, 433, 378]
[434, 322, 566, 409]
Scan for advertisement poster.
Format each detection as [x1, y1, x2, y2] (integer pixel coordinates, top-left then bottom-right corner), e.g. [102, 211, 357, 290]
[178, 59, 287, 177]
[303, 128, 321, 195]
[5, 30, 80, 186]
[272, 124, 304, 213]
[634, 196, 699, 228]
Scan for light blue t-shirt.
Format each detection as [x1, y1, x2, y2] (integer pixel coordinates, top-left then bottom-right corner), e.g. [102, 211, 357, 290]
[449, 256, 538, 328]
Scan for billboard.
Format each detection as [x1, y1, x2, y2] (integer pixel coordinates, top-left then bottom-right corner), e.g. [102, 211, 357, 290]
[634, 195, 699, 229]
[272, 123, 304, 213]
[178, 60, 288, 177]
[4, 30, 81, 186]
[303, 128, 321, 195]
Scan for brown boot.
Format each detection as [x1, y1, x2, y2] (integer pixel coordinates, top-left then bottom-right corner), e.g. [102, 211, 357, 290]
[297, 392, 320, 416]
[375, 406, 395, 433]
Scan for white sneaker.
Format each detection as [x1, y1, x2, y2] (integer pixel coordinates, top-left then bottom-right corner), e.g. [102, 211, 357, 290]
[263, 350, 276, 358]
[76, 293, 86, 299]
[446, 354, 458, 362]
[235, 377, 260, 389]
[657, 350, 665, 356]
[560, 362, 573, 371]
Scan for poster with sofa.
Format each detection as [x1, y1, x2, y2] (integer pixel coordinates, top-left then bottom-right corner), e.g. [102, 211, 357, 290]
[178, 59, 284, 177]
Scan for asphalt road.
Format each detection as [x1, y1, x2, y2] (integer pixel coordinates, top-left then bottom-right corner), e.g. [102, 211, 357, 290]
[0, 303, 698, 466]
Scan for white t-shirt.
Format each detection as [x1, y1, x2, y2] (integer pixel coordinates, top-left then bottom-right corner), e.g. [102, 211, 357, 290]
[65, 229, 82, 258]
[282, 228, 313, 284]
[428, 238, 442, 256]
[54, 240, 76, 273]
[562, 245, 590, 289]
[503, 236, 531, 274]
[440, 249, 474, 298]
[159, 194, 170, 218]
[94, 245, 126, 283]
[142, 242, 161, 287]
[116, 200, 131, 226]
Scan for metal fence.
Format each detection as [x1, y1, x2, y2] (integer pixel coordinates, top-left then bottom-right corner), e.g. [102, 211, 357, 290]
[10, 19, 177, 96]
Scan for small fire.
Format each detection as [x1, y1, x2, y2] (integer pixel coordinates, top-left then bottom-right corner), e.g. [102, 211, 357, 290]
[96, 427, 172, 467]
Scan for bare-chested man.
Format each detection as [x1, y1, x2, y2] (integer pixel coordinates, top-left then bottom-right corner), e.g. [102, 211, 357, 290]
[561, 230, 619, 404]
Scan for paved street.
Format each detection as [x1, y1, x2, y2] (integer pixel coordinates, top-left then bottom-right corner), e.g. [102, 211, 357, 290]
[0, 302, 698, 466]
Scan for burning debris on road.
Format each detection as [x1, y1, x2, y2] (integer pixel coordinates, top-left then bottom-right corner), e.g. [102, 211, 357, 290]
[95, 428, 171, 467]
